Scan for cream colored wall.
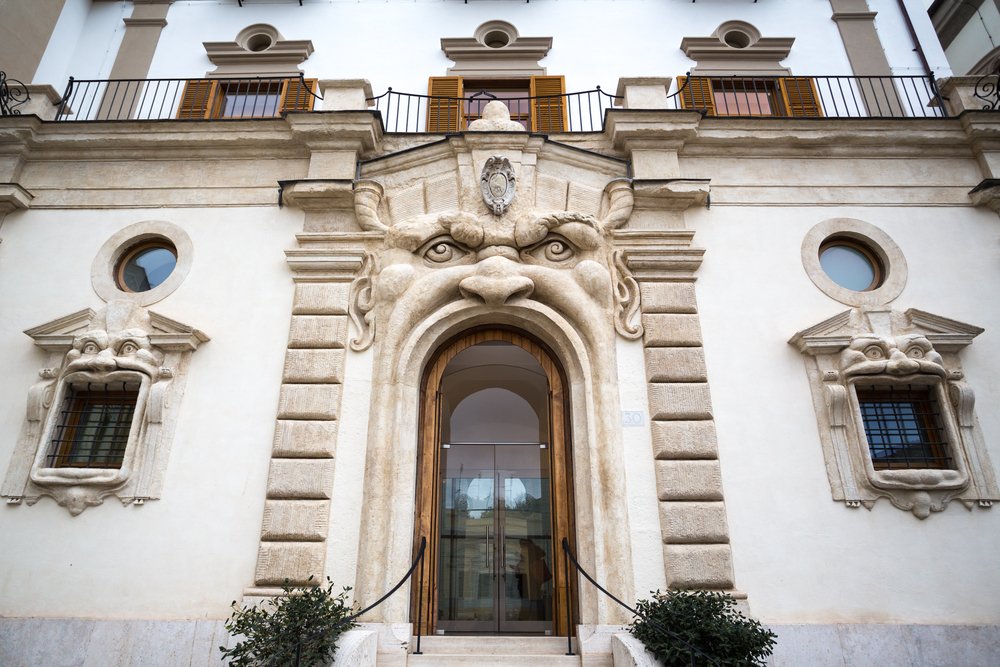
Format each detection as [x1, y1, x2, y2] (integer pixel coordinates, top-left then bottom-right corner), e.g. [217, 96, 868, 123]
[0, 206, 301, 617]
[690, 200, 1000, 623]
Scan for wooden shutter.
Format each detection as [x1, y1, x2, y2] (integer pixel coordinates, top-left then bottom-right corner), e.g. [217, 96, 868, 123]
[176, 80, 218, 119]
[427, 77, 463, 132]
[676, 76, 716, 116]
[530, 75, 567, 132]
[280, 78, 318, 113]
[779, 78, 823, 117]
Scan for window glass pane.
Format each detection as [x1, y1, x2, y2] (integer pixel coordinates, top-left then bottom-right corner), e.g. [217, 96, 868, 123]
[857, 385, 950, 469]
[440, 342, 549, 444]
[49, 387, 138, 468]
[820, 244, 877, 291]
[120, 246, 176, 292]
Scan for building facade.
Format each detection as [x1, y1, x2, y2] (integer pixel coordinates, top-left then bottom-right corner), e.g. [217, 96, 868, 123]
[0, 1, 998, 665]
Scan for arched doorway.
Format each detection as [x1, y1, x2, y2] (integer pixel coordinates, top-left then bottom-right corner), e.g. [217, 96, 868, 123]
[413, 329, 576, 635]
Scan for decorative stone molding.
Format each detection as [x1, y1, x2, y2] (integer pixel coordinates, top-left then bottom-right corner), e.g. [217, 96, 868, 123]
[1, 300, 208, 515]
[790, 307, 998, 519]
[203, 24, 314, 78]
[441, 21, 552, 78]
[614, 78, 673, 109]
[622, 235, 736, 590]
[0, 182, 33, 214]
[247, 231, 364, 593]
[347, 134, 639, 625]
[680, 21, 794, 76]
[801, 218, 906, 307]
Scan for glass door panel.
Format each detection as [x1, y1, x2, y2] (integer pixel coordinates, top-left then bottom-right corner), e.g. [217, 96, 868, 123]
[498, 444, 553, 633]
[437, 444, 496, 633]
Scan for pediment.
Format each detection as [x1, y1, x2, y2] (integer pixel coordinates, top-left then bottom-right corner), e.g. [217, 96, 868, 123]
[790, 307, 983, 355]
[356, 134, 629, 229]
[25, 305, 208, 353]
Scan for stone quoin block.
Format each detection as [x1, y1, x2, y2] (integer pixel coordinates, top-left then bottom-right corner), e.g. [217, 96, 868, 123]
[272, 420, 338, 458]
[288, 315, 350, 349]
[650, 420, 719, 460]
[641, 313, 703, 347]
[277, 384, 342, 420]
[644, 347, 708, 383]
[663, 543, 735, 589]
[647, 383, 713, 420]
[282, 349, 345, 384]
[254, 542, 326, 586]
[639, 282, 698, 314]
[659, 501, 730, 544]
[261, 500, 331, 541]
[655, 460, 724, 501]
[292, 283, 351, 315]
[266, 458, 336, 499]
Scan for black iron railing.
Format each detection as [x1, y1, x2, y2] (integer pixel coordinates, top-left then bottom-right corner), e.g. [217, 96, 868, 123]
[560, 537, 719, 666]
[367, 86, 622, 133]
[666, 74, 946, 118]
[53, 75, 321, 121]
[974, 62, 1000, 110]
[290, 536, 427, 667]
[0, 71, 30, 116]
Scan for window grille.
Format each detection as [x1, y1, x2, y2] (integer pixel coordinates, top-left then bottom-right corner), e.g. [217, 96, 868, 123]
[856, 384, 951, 470]
[48, 384, 139, 468]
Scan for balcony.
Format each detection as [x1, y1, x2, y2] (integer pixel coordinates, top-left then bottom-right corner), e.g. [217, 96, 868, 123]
[41, 74, 950, 128]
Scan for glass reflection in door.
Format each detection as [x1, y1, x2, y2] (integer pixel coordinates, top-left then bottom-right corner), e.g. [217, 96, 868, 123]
[435, 341, 554, 634]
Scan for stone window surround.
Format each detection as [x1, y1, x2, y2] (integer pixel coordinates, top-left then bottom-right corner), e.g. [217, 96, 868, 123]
[203, 23, 314, 78]
[801, 218, 907, 307]
[91, 221, 193, 307]
[790, 306, 998, 519]
[1, 301, 208, 515]
[441, 20, 553, 78]
[680, 21, 795, 76]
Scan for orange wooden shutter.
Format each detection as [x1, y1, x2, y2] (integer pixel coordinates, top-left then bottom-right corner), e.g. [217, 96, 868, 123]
[530, 75, 567, 132]
[176, 79, 218, 119]
[676, 76, 716, 116]
[779, 78, 823, 117]
[426, 77, 463, 132]
[280, 78, 318, 113]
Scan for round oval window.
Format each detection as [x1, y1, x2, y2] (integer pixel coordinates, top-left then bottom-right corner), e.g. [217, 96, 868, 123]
[116, 241, 177, 293]
[818, 238, 883, 292]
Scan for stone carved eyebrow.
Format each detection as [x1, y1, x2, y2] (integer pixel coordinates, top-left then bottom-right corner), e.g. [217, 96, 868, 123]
[386, 212, 481, 252]
[515, 213, 602, 250]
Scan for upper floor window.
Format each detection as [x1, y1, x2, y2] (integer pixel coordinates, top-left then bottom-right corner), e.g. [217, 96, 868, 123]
[48, 383, 139, 469]
[427, 76, 567, 132]
[176, 77, 317, 119]
[677, 76, 823, 117]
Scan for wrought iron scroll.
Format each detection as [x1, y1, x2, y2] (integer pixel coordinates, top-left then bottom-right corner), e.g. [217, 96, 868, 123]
[974, 61, 1000, 110]
[0, 71, 30, 116]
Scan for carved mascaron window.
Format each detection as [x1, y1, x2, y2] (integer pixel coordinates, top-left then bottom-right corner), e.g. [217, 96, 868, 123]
[1, 301, 208, 515]
[790, 307, 998, 519]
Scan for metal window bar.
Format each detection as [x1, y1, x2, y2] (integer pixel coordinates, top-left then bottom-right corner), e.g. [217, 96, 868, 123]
[368, 86, 621, 133]
[856, 384, 952, 470]
[666, 75, 946, 118]
[54, 75, 319, 121]
[47, 384, 138, 468]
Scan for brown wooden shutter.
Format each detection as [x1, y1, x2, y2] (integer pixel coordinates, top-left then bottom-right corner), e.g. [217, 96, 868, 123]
[426, 76, 463, 132]
[676, 76, 716, 116]
[530, 75, 567, 132]
[779, 78, 823, 117]
[176, 79, 218, 119]
[280, 78, 318, 113]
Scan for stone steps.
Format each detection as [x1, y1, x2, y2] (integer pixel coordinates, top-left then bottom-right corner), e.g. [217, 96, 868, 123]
[407, 636, 582, 666]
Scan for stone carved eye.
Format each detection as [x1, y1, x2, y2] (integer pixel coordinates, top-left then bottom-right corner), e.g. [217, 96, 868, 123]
[527, 235, 577, 264]
[906, 346, 925, 359]
[119, 341, 139, 355]
[864, 345, 885, 360]
[83, 343, 101, 355]
[421, 237, 469, 265]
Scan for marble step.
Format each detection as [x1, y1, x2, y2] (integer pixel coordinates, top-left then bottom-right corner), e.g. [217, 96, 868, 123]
[408, 635, 580, 663]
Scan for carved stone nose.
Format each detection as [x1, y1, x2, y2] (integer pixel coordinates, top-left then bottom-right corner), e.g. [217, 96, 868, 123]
[885, 348, 920, 375]
[459, 256, 534, 305]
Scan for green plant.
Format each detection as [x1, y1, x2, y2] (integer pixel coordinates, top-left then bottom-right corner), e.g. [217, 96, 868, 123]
[630, 589, 777, 667]
[219, 577, 356, 667]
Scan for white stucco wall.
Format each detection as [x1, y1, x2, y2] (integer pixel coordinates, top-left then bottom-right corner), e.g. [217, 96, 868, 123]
[944, 0, 1000, 74]
[691, 202, 1000, 624]
[0, 206, 300, 617]
[30, 0, 874, 97]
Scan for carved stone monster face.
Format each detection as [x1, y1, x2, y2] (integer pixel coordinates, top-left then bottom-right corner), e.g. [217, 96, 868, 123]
[350, 178, 639, 351]
[839, 334, 945, 379]
[64, 328, 163, 381]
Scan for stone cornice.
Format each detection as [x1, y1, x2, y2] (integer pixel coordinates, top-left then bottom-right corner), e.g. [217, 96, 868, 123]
[613, 230, 705, 280]
[632, 179, 710, 211]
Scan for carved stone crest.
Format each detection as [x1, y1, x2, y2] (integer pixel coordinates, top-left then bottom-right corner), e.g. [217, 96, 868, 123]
[480, 156, 516, 215]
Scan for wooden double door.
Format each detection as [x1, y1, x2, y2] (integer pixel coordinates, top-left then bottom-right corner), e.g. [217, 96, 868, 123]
[413, 330, 576, 635]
